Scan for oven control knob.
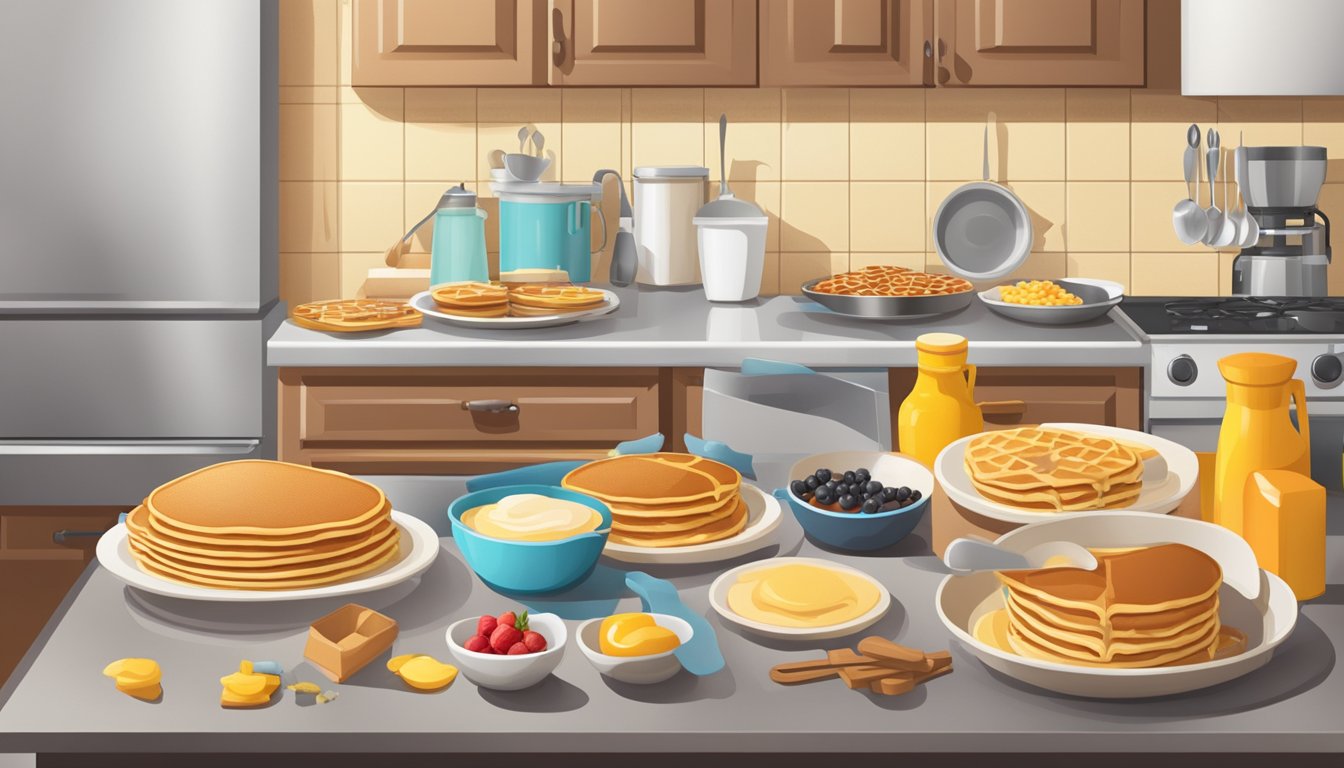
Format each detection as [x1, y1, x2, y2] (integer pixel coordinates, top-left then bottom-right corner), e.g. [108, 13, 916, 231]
[1312, 354, 1343, 384]
[1167, 355, 1197, 386]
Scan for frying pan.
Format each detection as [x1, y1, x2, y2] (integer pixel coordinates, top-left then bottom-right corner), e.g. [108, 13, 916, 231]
[933, 124, 1032, 281]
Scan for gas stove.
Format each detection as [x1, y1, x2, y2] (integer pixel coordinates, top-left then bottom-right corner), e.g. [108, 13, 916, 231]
[1120, 297, 1344, 336]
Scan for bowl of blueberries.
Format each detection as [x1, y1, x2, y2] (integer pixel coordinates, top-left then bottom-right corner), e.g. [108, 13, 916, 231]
[773, 451, 932, 552]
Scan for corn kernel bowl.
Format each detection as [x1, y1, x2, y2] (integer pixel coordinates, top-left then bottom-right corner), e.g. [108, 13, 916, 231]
[977, 278, 1124, 326]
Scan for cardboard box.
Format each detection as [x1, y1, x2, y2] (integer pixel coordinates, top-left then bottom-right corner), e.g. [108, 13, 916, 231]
[364, 267, 430, 299]
[303, 603, 399, 682]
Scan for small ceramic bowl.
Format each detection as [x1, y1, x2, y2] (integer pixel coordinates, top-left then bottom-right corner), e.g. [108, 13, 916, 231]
[445, 612, 567, 691]
[778, 450, 932, 552]
[448, 484, 611, 594]
[502, 153, 551, 183]
[576, 614, 693, 685]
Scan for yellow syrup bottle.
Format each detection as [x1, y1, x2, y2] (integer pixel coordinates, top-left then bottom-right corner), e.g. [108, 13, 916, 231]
[1214, 352, 1311, 537]
[898, 333, 983, 468]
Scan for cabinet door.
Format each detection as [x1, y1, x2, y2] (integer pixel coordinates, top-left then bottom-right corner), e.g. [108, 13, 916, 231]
[761, 0, 932, 86]
[551, 0, 757, 85]
[936, 0, 1145, 86]
[352, 0, 545, 86]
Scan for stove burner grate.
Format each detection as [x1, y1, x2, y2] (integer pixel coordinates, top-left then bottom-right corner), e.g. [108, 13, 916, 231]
[1164, 297, 1344, 321]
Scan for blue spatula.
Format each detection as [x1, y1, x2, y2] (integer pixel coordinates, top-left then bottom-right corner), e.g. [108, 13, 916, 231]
[625, 571, 724, 676]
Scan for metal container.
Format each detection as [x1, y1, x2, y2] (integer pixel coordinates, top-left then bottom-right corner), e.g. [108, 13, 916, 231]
[800, 279, 974, 319]
[633, 166, 708, 286]
[1238, 146, 1328, 209]
[977, 278, 1124, 325]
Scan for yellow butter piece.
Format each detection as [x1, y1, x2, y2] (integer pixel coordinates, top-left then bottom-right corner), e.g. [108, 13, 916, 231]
[598, 613, 681, 657]
[287, 681, 323, 695]
[219, 660, 280, 708]
[118, 682, 162, 701]
[387, 653, 423, 673]
[103, 658, 161, 697]
[395, 656, 458, 691]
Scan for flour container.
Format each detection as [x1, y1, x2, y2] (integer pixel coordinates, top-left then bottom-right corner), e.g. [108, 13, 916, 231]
[495, 181, 605, 283]
[694, 115, 767, 302]
[633, 166, 708, 286]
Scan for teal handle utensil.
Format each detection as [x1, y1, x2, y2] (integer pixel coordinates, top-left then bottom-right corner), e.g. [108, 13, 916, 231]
[740, 358, 816, 376]
[684, 433, 755, 480]
[612, 433, 665, 455]
[625, 572, 724, 676]
[465, 461, 584, 492]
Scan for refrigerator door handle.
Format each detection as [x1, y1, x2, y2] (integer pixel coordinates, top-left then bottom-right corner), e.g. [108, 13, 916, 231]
[0, 440, 261, 455]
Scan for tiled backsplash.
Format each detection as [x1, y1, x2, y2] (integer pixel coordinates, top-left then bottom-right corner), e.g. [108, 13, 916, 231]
[278, 0, 1344, 305]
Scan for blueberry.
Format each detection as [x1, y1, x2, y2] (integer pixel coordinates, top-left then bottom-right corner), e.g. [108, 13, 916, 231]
[791, 479, 809, 497]
[895, 486, 911, 501]
[813, 486, 834, 505]
[839, 493, 859, 511]
[881, 486, 899, 502]
[861, 498, 881, 514]
[804, 475, 820, 490]
[825, 479, 840, 491]
[910, 489, 922, 502]
[815, 468, 832, 484]
[864, 480, 884, 496]
[855, 468, 871, 482]
[842, 470, 857, 484]
[849, 483, 864, 497]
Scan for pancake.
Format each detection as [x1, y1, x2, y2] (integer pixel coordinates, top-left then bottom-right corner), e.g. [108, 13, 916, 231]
[128, 503, 393, 553]
[562, 453, 740, 505]
[129, 508, 399, 568]
[607, 497, 749, 547]
[608, 495, 741, 534]
[129, 532, 400, 581]
[132, 541, 402, 590]
[597, 493, 736, 518]
[145, 460, 387, 535]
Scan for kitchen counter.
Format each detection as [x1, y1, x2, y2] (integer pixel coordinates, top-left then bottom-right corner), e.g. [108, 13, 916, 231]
[2, 460, 1342, 758]
[266, 287, 1147, 368]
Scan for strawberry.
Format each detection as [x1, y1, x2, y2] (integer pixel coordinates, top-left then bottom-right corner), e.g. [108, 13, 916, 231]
[522, 630, 547, 653]
[477, 615, 498, 638]
[490, 623, 523, 654]
[463, 634, 491, 653]
[497, 611, 517, 630]
[507, 642, 529, 655]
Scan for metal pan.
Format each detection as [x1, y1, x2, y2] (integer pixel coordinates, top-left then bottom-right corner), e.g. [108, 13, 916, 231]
[977, 278, 1124, 325]
[933, 125, 1032, 280]
[800, 278, 974, 319]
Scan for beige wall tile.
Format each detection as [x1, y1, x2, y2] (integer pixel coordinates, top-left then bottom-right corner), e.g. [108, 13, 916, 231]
[631, 89, 704, 171]
[1304, 98, 1344, 183]
[279, 253, 341, 306]
[405, 89, 476, 183]
[1217, 97, 1303, 147]
[1132, 253, 1220, 296]
[1066, 182, 1129, 252]
[782, 89, 848, 181]
[781, 182, 848, 252]
[1130, 92, 1218, 181]
[758, 252, 781, 297]
[280, 104, 338, 181]
[1066, 253, 1131, 292]
[339, 88, 404, 181]
[1067, 90, 1130, 181]
[1003, 253, 1067, 281]
[1007, 182, 1066, 252]
[705, 89, 781, 182]
[716, 180, 781, 252]
[851, 90, 924, 181]
[780, 252, 849, 290]
[849, 182, 923, 252]
[403, 181, 474, 254]
[926, 89, 1065, 181]
[1132, 181, 1204, 252]
[339, 182, 403, 253]
[851, 253, 926, 272]
[337, 0, 353, 87]
[279, 0, 338, 86]
[339, 253, 388, 298]
[925, 181, 963, 253]
[563, 90, 623, 183]
[279, 181, 338, 252]
[478, 89, 563, 181]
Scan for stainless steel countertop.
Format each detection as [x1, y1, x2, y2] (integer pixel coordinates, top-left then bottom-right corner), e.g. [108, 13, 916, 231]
[1, 460, 1341, 755]
[266, 287, 1148, 368]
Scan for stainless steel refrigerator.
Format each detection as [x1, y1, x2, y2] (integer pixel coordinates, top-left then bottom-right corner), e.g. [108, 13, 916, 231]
[0, 0, 280, 505]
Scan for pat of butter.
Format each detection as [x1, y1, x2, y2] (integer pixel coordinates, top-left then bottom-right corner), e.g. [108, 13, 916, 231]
[728, 563, 880, 629]
[463, 493, 602, 542]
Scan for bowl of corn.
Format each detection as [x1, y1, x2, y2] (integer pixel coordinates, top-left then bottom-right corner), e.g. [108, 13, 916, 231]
[977, 278, 1123, 325]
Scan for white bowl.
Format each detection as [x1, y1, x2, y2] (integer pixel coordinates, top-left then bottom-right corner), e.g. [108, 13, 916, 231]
[444, 612, 567, 691]
[576, 613, 693, 684]
[708, 556, 891, 641]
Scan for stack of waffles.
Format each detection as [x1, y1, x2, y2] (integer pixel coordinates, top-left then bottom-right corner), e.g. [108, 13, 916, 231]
[430, 281, 607, 318]
[963, 427, 1153, 512]
[290, 299, 422, 332]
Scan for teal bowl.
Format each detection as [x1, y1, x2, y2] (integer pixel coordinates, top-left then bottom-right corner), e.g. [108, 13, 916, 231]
[449, 484, 611, 594]
[777, 451, 932, 552]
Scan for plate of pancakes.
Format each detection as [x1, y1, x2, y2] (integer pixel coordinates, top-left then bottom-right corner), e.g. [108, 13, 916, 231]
[559, 452, 782, 565]
[937, 511, 1298, 698]
[410, 281, 619, 329]
[934, 423, 1198, 525]
[97, 460, 440, 602]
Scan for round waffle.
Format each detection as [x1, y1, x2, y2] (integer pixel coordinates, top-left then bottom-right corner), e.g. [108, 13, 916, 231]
[811, 265, 973, 297]
[430, 281, 510, 317]
[508, 284, 606, 309]
[291, 299, 422, 333]
[964, 428, 1146, 512]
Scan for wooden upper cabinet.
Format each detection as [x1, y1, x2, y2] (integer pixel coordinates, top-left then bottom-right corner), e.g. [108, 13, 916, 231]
[352, 0, 546, 86]
[550, 0, 757, 85]
[937, 0, 1145, 86]
[761, 0, 933, 86]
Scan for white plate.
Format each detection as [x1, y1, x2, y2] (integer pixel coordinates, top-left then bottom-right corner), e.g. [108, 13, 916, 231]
[936, 511, 1298, 699]
[601, 483, 781, 565]
[410, 288, 619, 330]
[934, 422, 1198, 525]
[708, 556, 891, 640]
[96, 511, 440, 603]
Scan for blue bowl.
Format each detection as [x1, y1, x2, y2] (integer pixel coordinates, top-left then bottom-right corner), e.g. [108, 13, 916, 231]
[449, 484, 611, 594]
[776, 451, 932, 552]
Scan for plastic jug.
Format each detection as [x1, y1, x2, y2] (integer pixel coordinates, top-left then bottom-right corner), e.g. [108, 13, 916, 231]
[418, 184, 489, 285]
[1213, 352, 1311, 537]
[897, 333, 984, 468]
[496, 182, 606, 283]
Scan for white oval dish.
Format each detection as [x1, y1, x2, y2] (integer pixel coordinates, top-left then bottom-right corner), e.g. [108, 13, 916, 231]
[445, 612, 567, 691]
[96, 511, 440, 603]
[576, 613, 694, 684]
[708, 556, 891, 641]
[410, 287, 619, 330]
[934, 422, 1198, 525]
[601, 482, 782, 565]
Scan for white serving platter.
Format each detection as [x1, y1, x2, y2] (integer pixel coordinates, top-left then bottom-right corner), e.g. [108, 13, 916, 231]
[410, 288, 619, 330]
[708, 556, 891, 641]
[601, 483, 782, 565]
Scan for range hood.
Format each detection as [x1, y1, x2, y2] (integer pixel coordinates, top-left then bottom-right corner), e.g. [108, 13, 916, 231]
[1182, 0, 1344, 96]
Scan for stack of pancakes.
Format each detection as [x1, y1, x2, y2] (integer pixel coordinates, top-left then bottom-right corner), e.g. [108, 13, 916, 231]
[964, 427, 1154, 512]
[561, 453, 747, 548]
[997, 543, 1223, 668]
[507, 284, 606, 317]
[125, 460, 400, 590]
[430, 282, 511, 318]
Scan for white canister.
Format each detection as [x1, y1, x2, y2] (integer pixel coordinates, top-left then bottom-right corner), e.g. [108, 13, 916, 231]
[632, 166, 708, 286]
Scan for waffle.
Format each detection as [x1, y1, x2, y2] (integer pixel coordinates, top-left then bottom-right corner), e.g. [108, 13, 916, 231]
[811, 265, 973, 297]
[964, 428, 1147, 512]
[430, 281, 510, 317]
[291, 299, 421, 332]
[509, 283, 606, 308]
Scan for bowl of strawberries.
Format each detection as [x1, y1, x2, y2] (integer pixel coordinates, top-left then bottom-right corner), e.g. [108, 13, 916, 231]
[446, 609, 567, 691]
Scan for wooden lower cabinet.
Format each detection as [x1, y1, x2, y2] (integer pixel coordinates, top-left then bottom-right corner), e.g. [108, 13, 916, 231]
[0, 508, 120, 686]
[889, 366, 1143, 449]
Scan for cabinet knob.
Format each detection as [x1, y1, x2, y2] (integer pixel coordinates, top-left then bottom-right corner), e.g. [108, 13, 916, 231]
[462, 399, 520, 414]
[924, 40, 933, 59]
[553, 41, 562, 56]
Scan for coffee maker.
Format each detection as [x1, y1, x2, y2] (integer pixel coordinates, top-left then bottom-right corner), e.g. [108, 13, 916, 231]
[1232, 146, 1331, 297]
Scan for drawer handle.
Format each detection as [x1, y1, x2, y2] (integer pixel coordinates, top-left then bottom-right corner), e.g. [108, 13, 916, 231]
[52, 529, 107, 544]
[978, 400, 1027, 416]
[462, 399, 520, 414]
